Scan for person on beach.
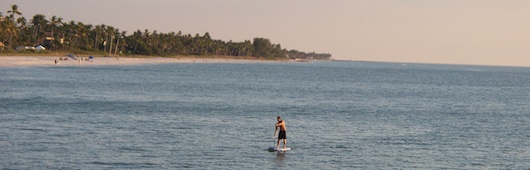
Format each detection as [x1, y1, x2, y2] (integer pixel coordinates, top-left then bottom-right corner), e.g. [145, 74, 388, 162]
[274, 116, 287, 149]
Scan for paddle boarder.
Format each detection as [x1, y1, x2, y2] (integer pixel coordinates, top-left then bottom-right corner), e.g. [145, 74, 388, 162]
[274, 116, 287, 149]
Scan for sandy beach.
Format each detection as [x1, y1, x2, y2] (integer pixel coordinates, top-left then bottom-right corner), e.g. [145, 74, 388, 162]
[0, 55, 282, 67]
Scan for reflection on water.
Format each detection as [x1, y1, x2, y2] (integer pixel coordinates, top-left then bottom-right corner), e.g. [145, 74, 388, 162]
[274, 152, 287, 168]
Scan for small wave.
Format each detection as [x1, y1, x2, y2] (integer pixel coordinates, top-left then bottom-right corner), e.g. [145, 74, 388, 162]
[330, 145, 348, 149]
[19, 128, 48, 133]
[90, 161, 157, 167]
[119, 146, 148, 152]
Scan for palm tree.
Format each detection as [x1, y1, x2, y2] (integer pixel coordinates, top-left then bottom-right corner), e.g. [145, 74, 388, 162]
[47, 16, 62, 50]
[114, 31, 127, 55]
[31, 14, 48, 44]
[106, 26, 115, 54]
[16, 17, 27, 30]
[143, 29, 151, 45]
[0, 13, 4, 42]
[100, 24, 108, 52]
[242, 40, 253, 56]
[15, 17, 30, 45]
[1, 18, 16, 48]
[77, 22, 92, 50]
[93, 25, 101, 50]
[80, 23, 93, 50]
[7, 4, 22, 47]
[94, 24, 111, 52]
[7, 5, 22, 21]
[49, 16, 62, 38]
[1, 14, 8, 43]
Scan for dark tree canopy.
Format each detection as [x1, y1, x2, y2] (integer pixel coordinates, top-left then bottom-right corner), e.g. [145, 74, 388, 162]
[0, 4, 331, 60]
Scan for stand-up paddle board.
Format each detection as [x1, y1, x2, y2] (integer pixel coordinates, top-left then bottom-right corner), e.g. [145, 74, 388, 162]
[268, 147, 291, 152]
[276, 148, 291, 151]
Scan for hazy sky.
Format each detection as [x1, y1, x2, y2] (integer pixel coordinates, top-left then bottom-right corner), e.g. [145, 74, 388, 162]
[2, 0, 530, 66]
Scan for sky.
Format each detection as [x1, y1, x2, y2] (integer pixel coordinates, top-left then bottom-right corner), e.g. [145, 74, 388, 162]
[2, 0, 530, 66]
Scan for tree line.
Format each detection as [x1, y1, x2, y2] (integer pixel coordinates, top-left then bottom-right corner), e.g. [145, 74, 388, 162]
[0, 4, 331, 60]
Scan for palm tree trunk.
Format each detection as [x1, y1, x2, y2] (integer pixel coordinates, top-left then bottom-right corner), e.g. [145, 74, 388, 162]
[109, 36, 114, 55]
[114, 38, 120, 55]
[103, 34, 108, 53]
[94, 34, 98, 50]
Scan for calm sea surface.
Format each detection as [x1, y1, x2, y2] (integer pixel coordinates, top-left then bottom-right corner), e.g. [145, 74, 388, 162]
[1, 61, 529, 169]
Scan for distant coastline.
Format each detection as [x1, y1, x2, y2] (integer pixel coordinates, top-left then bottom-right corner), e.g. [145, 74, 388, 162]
[0, 54, 294, 68]
[1, 4, 331, 61]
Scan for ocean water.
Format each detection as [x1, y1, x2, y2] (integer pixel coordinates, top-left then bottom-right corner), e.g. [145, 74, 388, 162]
[1, 61, 529, 169]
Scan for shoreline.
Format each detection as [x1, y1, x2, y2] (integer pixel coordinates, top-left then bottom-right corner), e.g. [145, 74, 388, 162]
[0, 55, 289, 68]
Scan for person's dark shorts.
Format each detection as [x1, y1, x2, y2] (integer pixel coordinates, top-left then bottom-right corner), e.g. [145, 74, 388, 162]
[278, 130, 286, 139]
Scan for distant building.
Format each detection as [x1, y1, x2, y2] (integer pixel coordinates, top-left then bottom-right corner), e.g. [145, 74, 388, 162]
[15, 45, 46, 52]
[43, 32, 54, 49]
[16, 46, 36, 51]
[45, 32, 54, 41]
[35, 45, 46, 51]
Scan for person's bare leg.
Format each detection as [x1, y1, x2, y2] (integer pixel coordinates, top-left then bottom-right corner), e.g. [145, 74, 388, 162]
[276, 139, 280, 148]
[283, 139, 287, 149]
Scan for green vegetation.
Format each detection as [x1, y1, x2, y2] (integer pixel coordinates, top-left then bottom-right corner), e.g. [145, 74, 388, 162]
[0, 4, 331, 60]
